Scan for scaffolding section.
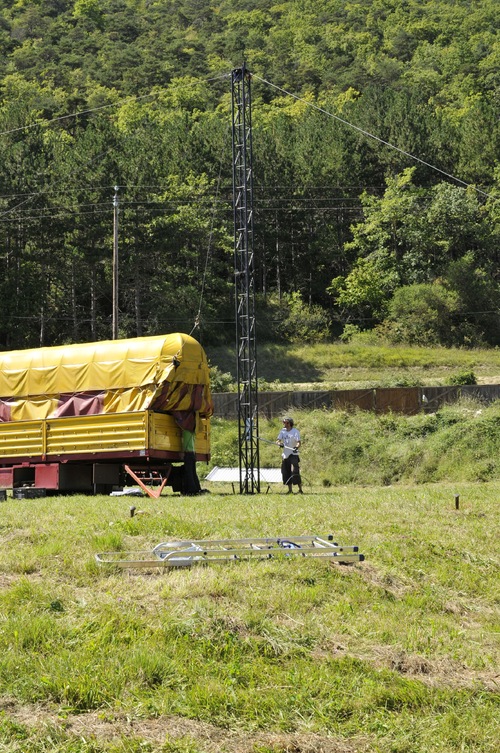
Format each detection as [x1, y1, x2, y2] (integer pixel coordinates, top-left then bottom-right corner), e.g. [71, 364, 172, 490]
[231, 65, 260, 493]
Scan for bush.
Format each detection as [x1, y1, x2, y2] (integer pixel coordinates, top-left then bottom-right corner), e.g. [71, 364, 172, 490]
[447, 370, 477, 385]
[257, 292, 331, 344]
[339, 324, 385, 346]
[278, 292, 331, 344]
[339, 324, 361, 343]
[209, 364, 235, 392]
[382, 282, 459, 346]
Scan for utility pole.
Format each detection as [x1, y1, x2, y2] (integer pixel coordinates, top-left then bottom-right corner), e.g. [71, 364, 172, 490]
[112, 185, 119, 340]
[231, 64, 260, 493]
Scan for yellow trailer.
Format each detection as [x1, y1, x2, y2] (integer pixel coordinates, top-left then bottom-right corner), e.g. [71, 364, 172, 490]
[0, 333, 212, 495]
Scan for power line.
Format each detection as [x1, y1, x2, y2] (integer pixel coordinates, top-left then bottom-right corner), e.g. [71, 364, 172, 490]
[0, 73, 229, 139]
[0, 184, 398, 199]
[0, 93, 156, 138]
[252, 74, 496, 201]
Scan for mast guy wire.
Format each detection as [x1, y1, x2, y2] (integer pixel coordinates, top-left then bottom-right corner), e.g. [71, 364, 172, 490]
[253, 74, 495, 200]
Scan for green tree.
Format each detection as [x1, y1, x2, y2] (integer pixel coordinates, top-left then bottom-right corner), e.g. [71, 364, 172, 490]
[329, 169, 496, 330]
[444, 252, 500, 346]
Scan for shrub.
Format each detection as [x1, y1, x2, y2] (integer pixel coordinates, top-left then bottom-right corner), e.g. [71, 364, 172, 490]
[382, 282, 459, 346]
[339, 324, 361, 343]
[209, 364, 235, 392]
[277, 292, 331, 344]
[339, 324, 385, 346]
[447, 370, 477, 385]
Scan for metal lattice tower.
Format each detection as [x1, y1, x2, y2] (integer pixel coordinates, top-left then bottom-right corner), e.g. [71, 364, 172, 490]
[231, 65, 260, 493]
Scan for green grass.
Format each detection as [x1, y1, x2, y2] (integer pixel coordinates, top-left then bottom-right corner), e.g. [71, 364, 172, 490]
[3, 346, 498, 751]
[208, 398, 500, 486]
[206, 342, 500, 389]
[0, 479, 498, 752]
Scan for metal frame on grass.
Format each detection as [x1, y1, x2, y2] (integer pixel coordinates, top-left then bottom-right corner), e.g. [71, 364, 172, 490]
[96, 535, 365, 569]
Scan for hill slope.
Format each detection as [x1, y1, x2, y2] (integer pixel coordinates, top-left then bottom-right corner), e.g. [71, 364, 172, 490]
[206, 342, 500, 389]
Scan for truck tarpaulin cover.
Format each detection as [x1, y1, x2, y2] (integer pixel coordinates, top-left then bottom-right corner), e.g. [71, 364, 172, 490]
[0, 333, 213, 432]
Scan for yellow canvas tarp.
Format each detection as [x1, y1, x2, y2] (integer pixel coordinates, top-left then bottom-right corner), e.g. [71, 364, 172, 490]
[0, 333, 213, 426]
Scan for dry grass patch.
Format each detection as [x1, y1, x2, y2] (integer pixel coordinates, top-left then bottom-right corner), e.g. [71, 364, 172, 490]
[1, 698, 370, 752]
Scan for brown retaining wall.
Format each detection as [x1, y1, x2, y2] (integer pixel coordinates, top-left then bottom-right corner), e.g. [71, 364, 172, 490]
[213, 384, 500, 419]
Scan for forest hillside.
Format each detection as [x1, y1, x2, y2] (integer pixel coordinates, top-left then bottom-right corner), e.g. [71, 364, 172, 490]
[0, 0, 498, 350]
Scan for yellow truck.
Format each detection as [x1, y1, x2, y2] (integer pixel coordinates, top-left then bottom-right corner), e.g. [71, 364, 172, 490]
[0, 333, 213, 496]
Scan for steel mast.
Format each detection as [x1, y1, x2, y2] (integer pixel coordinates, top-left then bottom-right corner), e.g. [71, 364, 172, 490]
[231, 65, 260, 493]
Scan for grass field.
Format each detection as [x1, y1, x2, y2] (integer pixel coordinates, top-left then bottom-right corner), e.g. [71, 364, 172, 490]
[0, 481, 498, 753]
[1, 343, 499, 752]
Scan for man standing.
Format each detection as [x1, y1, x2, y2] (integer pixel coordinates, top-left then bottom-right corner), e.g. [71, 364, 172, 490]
[277, 417, 303, 494]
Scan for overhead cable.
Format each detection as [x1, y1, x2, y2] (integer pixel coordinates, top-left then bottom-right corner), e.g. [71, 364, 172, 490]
[0, 73, 229, 139]
[253, 74, 496, 201]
